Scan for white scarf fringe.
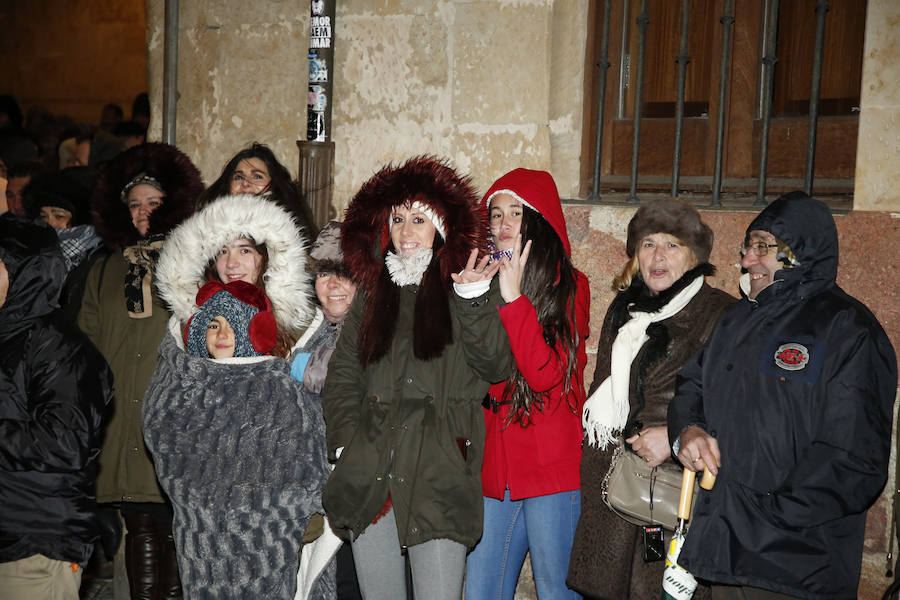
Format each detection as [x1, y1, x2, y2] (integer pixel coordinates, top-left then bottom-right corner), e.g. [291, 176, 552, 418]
[582, 275, 705, 449]
[384, 249, 433, 287]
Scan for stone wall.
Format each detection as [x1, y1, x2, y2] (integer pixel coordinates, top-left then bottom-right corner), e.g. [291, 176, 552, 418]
[0, 0, 146, 124]
[145, 0, 311, 186]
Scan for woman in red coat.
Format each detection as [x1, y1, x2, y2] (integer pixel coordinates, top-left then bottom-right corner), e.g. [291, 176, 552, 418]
[464, 168, 589, 600]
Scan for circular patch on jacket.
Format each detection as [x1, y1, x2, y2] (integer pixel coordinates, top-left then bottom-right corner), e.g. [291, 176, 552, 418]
[773, 343, 809, 371]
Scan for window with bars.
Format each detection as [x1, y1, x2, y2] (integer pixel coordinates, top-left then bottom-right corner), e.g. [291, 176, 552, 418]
[580, 0, 866, 208]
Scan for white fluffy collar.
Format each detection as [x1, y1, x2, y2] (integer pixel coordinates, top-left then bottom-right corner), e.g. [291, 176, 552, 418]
[384, 249, 432, 286]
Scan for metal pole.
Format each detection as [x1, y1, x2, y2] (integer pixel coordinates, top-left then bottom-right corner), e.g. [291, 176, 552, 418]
[162, 0, 178, 145]
[590, 0, 613, 201]
[628, 0, 649, 204]
[298, 0, 337, 230]
[804, 0, 829, 194]
[755, 0, 779, 206]
[671, 0, 691, 197]
[710, 0, 734, 207]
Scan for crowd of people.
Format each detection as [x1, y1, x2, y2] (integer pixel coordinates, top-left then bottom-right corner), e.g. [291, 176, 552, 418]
[0, 90, 896, 600]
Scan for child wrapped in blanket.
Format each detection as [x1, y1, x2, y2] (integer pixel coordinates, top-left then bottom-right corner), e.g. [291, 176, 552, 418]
[143, 280, 332, 599]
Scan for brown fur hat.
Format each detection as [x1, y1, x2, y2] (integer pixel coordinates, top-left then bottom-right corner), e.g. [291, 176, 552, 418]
[341, 155, 489, 365]
[307, 220, 351, 279]
[626, 198, 714, 263]
[90, 142, 202, 249]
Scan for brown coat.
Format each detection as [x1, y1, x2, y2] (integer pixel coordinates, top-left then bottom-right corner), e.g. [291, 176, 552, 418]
[567, 265, 734, 599]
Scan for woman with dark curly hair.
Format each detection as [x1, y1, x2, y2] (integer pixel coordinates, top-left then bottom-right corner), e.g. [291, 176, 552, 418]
[197, 142, 315, 235]
[77, 142, 202, 600]
[464, 168, 590, 600]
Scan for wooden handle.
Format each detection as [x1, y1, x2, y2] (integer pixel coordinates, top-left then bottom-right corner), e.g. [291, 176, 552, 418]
[678, 468, 697, 520]
[700, 467, 717, 490]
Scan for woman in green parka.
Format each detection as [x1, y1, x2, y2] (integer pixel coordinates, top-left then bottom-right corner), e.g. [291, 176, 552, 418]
[322, 156, 511, 600]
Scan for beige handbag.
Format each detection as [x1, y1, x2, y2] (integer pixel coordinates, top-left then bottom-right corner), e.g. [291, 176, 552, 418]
[601, 443, 697, 531]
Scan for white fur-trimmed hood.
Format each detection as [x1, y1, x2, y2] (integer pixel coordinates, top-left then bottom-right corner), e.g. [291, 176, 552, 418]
[156, 194, 314, 336]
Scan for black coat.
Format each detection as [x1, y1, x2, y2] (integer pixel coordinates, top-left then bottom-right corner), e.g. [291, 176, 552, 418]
[0, 215, 113, 565]
[668, 193, 898, 599]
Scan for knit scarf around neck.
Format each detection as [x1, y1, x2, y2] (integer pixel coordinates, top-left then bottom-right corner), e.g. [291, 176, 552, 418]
[123, 234, 165, 319]
[582, 273, 704, 449]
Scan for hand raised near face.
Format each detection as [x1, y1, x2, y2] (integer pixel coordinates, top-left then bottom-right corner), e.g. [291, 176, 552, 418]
[498, 234, 532, 303]
[451, 248, 501, 285]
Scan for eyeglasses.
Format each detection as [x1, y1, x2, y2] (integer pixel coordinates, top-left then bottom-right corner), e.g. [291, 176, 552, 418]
[739, 241, 778, 257]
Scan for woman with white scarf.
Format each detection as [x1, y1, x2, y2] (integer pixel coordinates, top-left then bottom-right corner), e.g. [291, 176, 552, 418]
[567, 199, 734, 600]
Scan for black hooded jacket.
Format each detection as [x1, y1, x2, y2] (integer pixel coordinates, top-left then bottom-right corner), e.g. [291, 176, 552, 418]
[668, 193, 897, 599]
[0, 215, 113, 565]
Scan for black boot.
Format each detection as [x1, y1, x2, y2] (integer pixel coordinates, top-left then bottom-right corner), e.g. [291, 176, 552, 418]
[157, 521, 183, 599]
[123, 510, 159, 600]
[122, 504, 184, 600]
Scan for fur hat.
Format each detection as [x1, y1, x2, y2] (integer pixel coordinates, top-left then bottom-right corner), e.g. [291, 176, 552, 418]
[626, 198, 714, 264]
[342, 155, 488, 365]
[307, 220, 350, 278]
[184, 280, 277, 358]
[90, 142, 202, 249]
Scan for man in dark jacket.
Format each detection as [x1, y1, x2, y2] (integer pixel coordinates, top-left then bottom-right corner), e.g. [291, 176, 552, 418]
[668, 191, 897, 600]
[0, 215, 113, 599]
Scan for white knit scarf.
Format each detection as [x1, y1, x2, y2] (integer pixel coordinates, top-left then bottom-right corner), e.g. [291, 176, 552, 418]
[582, 274, 705, 449]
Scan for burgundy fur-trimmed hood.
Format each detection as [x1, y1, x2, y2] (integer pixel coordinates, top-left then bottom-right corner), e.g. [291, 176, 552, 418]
[342, 155, 489, 294]
[90, 143, 203, 249]
[342, 156, 489, 365]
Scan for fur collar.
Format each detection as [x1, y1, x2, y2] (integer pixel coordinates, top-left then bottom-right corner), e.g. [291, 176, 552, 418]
[155, 194, 314, 338]
[384, 249, 432, 286]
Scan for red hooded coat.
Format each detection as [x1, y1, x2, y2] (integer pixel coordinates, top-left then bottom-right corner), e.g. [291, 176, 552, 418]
[480, 169, 590, 500]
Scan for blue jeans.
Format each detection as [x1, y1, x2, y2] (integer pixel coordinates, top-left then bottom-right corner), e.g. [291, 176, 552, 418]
[465, 490, 582, 600]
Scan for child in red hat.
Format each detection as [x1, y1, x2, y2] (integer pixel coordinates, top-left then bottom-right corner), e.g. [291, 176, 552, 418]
[143, 279, 331, 598]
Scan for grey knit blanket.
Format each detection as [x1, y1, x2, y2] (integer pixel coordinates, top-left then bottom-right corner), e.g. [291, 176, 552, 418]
[144, 330, 332, 599]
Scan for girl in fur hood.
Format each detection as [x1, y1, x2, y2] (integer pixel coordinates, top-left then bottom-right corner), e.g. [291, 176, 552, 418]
[143, 280, 333, 599]
[321, 156, 512, 600]
[155, 194, 315, 357]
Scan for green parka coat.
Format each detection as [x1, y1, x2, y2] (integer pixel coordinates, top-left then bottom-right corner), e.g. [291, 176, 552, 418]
[322, 283, 510, 549]
[75, 143, 202, 504]
[321, 156, 512, 550]
[78, 251, 171, 503]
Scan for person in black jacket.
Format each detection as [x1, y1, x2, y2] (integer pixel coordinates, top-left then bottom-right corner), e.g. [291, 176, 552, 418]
[0, 215, 113, 600]
[668, 191, 897, 600]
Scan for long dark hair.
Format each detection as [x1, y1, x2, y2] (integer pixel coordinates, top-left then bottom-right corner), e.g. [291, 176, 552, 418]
[357, 234, 450, 367]
[504, 207, 580, 426]
[198, 142, 315, 235]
